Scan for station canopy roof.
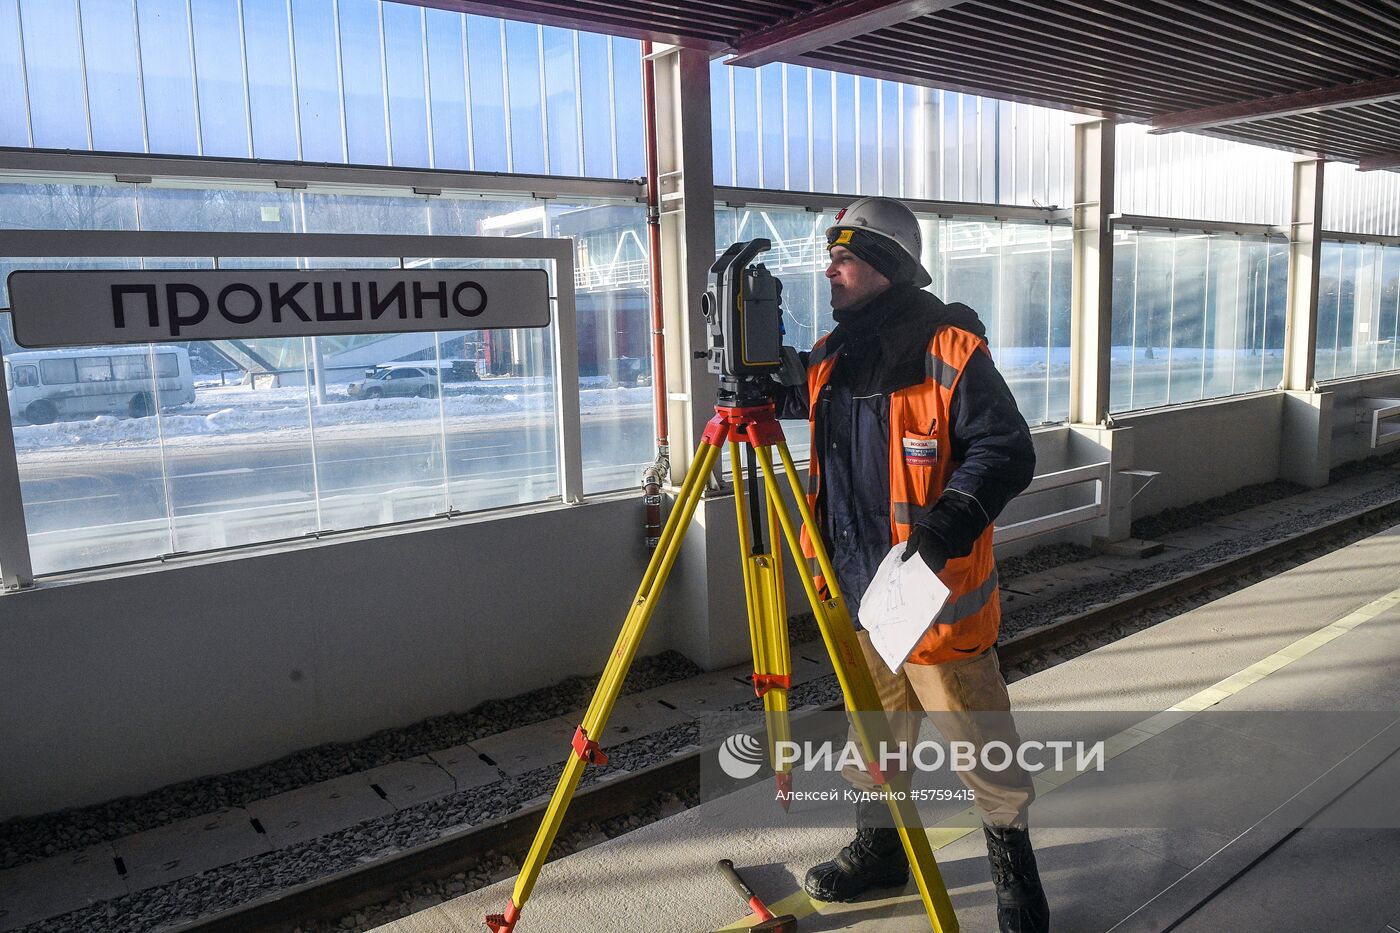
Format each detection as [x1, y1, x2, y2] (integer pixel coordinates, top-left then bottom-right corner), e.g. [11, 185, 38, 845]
[422, 0, 1400, 171]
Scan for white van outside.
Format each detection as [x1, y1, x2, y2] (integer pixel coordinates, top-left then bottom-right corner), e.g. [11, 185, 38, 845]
[4, 345, 197, 425]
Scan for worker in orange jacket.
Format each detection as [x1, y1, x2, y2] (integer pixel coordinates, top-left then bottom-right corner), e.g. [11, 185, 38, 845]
[773, 196, 1049, 933]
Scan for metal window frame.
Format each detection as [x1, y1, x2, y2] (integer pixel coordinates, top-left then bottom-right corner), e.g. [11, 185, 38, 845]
[0, 228, 580, 589]
[0, 148, 644, 201]
[713, 184, 1067, 223]
[1321, 230, 1400, 248]
[1112, 213, 1285, 239]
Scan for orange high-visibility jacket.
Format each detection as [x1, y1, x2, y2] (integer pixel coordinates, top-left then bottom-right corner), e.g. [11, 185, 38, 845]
[800, 324, 1001, 666]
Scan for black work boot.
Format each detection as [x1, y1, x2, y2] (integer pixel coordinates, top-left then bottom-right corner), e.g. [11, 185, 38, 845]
[804, 795, 909, 902]
[983, 824, 1050, 933]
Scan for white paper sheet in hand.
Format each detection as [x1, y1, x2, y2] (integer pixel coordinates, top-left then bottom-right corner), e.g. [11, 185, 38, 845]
[859, 545, 951, 674]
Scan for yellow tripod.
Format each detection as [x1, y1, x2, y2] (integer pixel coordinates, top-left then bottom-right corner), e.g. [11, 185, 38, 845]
[486, 400, 958, 933]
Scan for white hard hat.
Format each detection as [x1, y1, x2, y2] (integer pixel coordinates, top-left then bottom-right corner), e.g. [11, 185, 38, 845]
[826, 196, 932, 288]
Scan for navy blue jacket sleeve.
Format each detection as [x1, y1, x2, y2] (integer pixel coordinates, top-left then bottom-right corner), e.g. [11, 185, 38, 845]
[915, 349, 1036, 558]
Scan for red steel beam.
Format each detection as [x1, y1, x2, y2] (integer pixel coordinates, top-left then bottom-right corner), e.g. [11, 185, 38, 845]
[1149, 75, 1400, 135]
[726, 0, 967, 68]
[1359, 152, 1400, 172]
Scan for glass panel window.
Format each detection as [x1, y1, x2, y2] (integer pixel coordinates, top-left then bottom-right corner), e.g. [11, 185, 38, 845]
[709, 58, 732, 187]
[731, 67, 759, 188]
[6, 3, 644, 180]
[1117, 123, 1292, 226]
[291, 0, 344, 163]
[857, 77, 879, 195]
[337, 0, 389, 166]
[1111, 229, 1287, 413]
[137, 185, 301, 233]
[425, 8, 469, 171]
[580, 32, 616, 178]
[1317, 240, 1400, 382]
[834, 73, 857, 194]
[759, 65, 785, 189]
[191, 0, 251, 157]
[785, 65, 809, 193]
[80, 0, 146, 153]
[0, 177, 655, 574]
[504, 20, 544, 174]
[810, 72, 834, 193]
[0, 288, 174, 573]
[134, 0, 198, 155]
[243, 0, 298, 160]
[1325, 163, 1400, 239]
[0, 1, 29, 147]
[382, 1, 430, 168]
[18, 0, 89, 149]
[880, 80, 900, 197]
[541, 26, 580, 178]
[465, 16, 507, 172]
[610, 38, 644, 180]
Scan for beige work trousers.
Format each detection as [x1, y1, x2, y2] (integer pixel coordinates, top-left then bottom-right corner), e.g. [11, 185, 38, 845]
[841, 631, 1034, 829]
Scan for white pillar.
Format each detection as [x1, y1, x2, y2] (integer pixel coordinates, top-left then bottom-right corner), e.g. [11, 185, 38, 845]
[1283, 158, 1323, 392]
[649, 46, 756, 669]
[1279, 158, 1332, 487]
[1069, 118, 1115, 427]
[652, 45, 718, 477]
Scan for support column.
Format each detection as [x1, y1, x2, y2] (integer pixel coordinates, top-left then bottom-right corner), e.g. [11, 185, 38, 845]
[1069, 118, 1115, 427]
[652, 45, 718, 478]
[1283, 158, 1323, 392]
[1280, 158, 1331, 487]
[650, 47, 753, 669]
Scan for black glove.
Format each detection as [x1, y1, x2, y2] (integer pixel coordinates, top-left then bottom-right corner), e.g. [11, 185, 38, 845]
[772, 345, 806, 387]
[901, 524, 949, 574]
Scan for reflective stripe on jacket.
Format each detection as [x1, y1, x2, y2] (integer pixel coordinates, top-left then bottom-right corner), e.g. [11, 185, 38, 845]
[799, 325, 1001, 666]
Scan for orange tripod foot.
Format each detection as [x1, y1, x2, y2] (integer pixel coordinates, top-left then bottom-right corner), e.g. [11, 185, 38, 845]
[485, 899, 520, 932]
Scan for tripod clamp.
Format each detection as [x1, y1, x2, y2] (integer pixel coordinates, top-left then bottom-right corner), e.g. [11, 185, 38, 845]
[570, 725, 609, 767]
[751, 672, 792, 697]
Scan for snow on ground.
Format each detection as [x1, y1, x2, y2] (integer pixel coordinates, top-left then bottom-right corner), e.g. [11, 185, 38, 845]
[12, 381, 653, 452]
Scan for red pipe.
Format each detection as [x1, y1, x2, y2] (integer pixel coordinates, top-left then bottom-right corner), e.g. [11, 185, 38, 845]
[640, 40, 670, 548]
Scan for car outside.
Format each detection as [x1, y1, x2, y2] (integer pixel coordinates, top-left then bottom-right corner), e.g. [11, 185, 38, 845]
[346, 364, 439, 400]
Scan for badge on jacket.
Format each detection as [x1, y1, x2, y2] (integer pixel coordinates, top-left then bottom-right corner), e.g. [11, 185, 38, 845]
[902, 434, 938, 466]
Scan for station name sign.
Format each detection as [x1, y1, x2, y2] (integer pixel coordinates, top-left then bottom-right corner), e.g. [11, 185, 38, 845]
[6, 268, 551, 348]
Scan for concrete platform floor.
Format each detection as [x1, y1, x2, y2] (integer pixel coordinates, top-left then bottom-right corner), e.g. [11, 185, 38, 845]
[377, 523, 1400, 933]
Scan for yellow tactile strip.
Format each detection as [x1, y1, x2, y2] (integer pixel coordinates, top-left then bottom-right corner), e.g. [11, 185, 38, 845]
[714, 583, 1400, 931]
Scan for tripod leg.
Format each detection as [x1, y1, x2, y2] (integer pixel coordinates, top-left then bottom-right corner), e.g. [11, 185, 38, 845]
[753, 442, 959, 933]
[731, 441, 766, 693]
[731, 442, 793, 804]
[487, 438, 723, 932]
[759, 486, 793, 800]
